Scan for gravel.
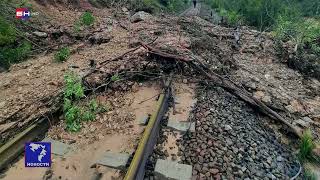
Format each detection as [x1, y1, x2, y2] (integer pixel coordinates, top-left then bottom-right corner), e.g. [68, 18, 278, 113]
[179, 87, 300, 179]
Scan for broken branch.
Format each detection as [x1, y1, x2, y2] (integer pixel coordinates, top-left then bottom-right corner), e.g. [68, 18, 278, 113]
[143, 44, 302, 138]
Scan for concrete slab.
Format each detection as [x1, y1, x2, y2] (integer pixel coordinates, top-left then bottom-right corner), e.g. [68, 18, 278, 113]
[167, 121, 195, 132]
[95, 152, 130, 170]
[138, 116, 149, 125]
[42, 138, 72, 156]
[155, 159, 192, 180]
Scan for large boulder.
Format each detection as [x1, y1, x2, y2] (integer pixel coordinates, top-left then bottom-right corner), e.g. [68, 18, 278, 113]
[33, 31, 48, 38]
[130, 11, 152, 23]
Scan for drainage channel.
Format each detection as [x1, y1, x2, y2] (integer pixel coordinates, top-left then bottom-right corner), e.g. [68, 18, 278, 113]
[0, 78, 197, 180]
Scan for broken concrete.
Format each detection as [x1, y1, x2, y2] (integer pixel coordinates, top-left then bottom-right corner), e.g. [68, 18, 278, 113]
[138, 116, 149, 125]
[167, 120, 195, 132]
[95, 152, 130, 170]
[155, 159, 192, 180]
[42, 138, 72, 156]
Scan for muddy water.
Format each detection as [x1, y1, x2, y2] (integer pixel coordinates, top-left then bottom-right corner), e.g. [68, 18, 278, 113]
[2, 83, 161, 180]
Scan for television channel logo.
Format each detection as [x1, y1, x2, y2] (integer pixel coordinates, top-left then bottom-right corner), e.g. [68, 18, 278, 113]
[25, 142, 51, 167]
[16, 8, 31, 20]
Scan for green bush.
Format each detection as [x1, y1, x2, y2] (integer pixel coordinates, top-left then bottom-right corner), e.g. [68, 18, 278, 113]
[298, 130, 316, 162]
[218, 8, 243, 26]
[64, 72, 84, 100]
[111, 73, 120, 82]
[54, 47, 70, 62]
[0, 41, 31, 69]
[63, 73, 107, 132]
[65, 105, 82, 132]
[130, 0, 189, 14]
[305, 169, 317, 180]
[274, 16, 320, 54]
[130, 0, 161, 13]
[0, 17, 16, 46]
[205, 0, 290, 29]
[81, 12, 95, 26]
[63, 73, 85, 132]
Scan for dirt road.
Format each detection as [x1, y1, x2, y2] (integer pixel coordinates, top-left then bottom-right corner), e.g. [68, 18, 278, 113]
[180, 2, 201, 16]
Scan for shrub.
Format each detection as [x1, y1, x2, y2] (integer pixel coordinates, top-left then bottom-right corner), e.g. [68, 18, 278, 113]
[73, 21, 82, 33]
[63, 73, 85, 132]
[65, 105, 82, 132]
[54, 47, 70, 62]
[218, 8, 243, 26]
[64, 72, 84, 100]
[111, 73, 120, 82]
[298, 130, 316, 162]
[81, 12, 95, 26]
[63, 73, 107, 132]
[305, 169, 317, 180]
[0, 41, 31, 69]
[0, 17, 16, 46]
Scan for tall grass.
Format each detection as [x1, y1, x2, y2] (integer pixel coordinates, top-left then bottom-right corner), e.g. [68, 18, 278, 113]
[298, 130, 316, 162]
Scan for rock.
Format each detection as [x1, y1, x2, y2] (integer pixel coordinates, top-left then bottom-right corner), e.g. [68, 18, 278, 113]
[130, 11, 151, 23]
[241, 166, 247, 172]
[253, 91, 265, 99]
[88, 34, 111, 45]
[224, 125, 232, 131]
[276, 156, 283, 162]
[302, 117, 313, 123]
[48, 81, 59, 86]
[285, 105, 296, 113]
[33, 31, 48, 38]
[267, 157, 272, 165]
[294, 119, 310, 128]
[312, 144, 320, 157]
[122, 7, 128, 12]
[262, 95, 271, 103]
[0, 101, 6, 108]
[198, 156, 204, 163]
[285, 100, 305, 113]
[267, 173, 276, 179]
[171, 154, 177, 161]
[194, 164, 201, 172]
[0, 67, 6, 73]
[202, 166, 209, 172]
[210, 168, 219, 175]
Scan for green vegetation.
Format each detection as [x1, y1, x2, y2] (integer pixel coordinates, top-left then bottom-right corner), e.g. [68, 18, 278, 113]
[63, 72, 107, 132]
[81, 12, 95, 26]
[204, 0, 319, 29]
[131, 0, 190, 13]
[0, 17, 31, 69]
[305, 169, 317, 180]
[73, 12, 95, 33]
[203, 0, 320, 78]
[54, 47, 71, 62]
[299, 130, 316, 162]
[0, 17, 16, 46]
[111, 73, 120, 82]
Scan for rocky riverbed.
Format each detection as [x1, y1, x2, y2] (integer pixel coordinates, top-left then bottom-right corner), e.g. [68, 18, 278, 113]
[179, 86, 301, 180]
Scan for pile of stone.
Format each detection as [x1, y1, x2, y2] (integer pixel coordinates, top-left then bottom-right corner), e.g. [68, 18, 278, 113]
[179, 87, 300, 179]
